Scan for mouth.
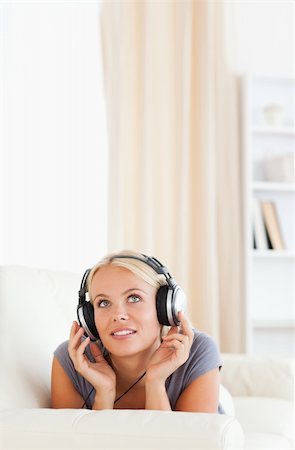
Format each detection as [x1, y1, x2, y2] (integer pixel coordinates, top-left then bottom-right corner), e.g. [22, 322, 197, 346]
[111, 328, 137, 338]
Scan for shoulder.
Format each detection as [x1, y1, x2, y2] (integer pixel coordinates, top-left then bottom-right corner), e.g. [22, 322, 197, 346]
[53, 339, 98, 402]
[170, 329, 222, 385]
[190, 329, 221, 362]
[54, 340, 70, 359]
[54, 338, 97, 366]
[188, 329, 222, 373]
[53, 340, 75, 379]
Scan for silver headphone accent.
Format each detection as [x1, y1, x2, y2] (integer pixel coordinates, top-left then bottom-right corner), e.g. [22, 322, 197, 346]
[77, 307, 97, 342]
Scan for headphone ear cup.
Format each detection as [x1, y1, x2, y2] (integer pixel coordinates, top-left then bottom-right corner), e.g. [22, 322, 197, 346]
[156, 286, 171, 326]
[77, 301, 100, 341]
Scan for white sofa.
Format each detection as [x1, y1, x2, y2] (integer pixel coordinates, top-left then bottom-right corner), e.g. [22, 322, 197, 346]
[0, 265, 293, 450]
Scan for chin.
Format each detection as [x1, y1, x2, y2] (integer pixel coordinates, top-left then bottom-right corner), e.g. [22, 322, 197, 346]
[104, 341, 154, 359]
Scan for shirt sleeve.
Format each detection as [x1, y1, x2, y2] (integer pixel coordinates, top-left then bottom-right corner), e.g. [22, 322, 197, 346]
[53, 339, 95, 402]
[54, 340, 81, 392]
[183, 330, 222, 387]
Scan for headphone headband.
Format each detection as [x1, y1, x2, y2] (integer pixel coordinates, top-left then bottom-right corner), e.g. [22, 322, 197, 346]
[78, 268, 91, 304]
[110, 254, 176, 288]
[79, 254, 176, 303]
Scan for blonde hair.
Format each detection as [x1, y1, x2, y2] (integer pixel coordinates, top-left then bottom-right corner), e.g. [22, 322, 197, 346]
[87, 249, 167, 303]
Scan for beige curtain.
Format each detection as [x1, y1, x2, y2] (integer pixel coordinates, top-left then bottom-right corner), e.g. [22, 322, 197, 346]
[100, 1, 245, 353]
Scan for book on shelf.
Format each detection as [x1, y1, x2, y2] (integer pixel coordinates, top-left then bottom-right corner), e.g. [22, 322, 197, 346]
[252, 198, 268, 250]
[261, 200, 285, 250]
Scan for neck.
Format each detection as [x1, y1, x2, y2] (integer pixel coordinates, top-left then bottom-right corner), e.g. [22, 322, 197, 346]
[111, 356, 146, 384]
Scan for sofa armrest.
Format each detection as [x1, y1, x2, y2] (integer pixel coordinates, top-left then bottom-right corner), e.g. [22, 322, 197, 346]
[220, 353, 294, 400]
[0, 409, 244, 450]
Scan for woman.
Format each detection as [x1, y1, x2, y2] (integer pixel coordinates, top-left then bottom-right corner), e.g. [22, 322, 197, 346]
[51, 250, 223, 412]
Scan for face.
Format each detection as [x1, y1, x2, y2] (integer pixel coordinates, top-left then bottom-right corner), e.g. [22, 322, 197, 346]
[90, 264, 162, 357]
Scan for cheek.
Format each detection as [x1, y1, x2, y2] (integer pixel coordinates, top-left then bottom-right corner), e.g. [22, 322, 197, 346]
[144, 307, 161, 331]
[93, 309, 107, 332]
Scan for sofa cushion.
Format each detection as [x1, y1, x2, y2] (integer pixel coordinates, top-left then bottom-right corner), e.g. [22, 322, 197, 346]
[244, 432, 293, 450]
[234, 397, 294, 445]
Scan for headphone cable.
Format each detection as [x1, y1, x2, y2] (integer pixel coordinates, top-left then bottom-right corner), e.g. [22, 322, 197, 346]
[81, 371, 147, 409]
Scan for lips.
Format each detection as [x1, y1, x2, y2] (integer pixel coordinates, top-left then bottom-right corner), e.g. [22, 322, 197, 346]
[111, 328, 136, 337]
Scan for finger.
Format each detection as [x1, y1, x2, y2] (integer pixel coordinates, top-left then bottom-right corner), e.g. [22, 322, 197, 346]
[76, 336, 90, 361]
[162, 338, 184, 351]
[162, 334, 189, 346]
[178, 311, 194, 343]
[69, 325, 85, 349]
[70, 321, 79, 339]
[89, 342, 105, 362]
[69, 321, 83, 341]
[68, 326, 86, 361]
[166, 325, 179, 336]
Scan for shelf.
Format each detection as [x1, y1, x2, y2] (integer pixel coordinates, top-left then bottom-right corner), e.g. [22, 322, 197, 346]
[252, 126, 295, 136]
[252, 181, 295, 192]
[251, 319, 295, 330]
[244, 74, 295, 355]
[252, 250, 295, 259]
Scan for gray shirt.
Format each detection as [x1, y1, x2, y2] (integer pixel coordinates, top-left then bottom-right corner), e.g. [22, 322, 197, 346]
[54, 329, 224, 413]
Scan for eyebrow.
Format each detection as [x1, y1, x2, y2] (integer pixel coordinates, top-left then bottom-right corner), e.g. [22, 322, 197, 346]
[93, 288, 148, 302]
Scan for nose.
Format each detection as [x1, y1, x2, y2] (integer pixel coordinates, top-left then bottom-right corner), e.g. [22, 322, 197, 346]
[112, 313, 129, 322]
[112, 304, 129, 322]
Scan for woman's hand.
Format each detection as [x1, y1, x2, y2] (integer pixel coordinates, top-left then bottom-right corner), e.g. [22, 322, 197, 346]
[146, 311, 194, 384]
[68, 321, 116, 402]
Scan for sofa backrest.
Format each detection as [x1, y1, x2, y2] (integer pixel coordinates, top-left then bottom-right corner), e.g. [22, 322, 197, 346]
[221, 353, 294, 401]
[0, 265, 81, 408]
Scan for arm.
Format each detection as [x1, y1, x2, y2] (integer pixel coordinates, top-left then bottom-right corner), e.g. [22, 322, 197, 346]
[145, 378, 171, 411]
[174, 367, 220, 412]
[145, 313, 221, 412]
[52, 322, 116, 410]
[51, 356, 84, 408]
[145, 311, 193, 411]
[51, 353, 115, 410]
[145, 365, 220, 412]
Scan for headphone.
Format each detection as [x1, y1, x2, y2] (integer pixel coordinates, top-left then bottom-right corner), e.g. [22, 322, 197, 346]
[77, 253, 186, 341]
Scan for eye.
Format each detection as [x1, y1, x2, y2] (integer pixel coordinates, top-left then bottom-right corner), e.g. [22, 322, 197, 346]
[127, 295, 141, 303]
[97, 299, 110, 308]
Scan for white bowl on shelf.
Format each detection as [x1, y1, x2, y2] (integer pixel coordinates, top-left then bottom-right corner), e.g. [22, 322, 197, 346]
[263, 103, 285, 126]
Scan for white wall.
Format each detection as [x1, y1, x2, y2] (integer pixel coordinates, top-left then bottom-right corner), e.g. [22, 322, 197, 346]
[0, 1, 108, 274]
